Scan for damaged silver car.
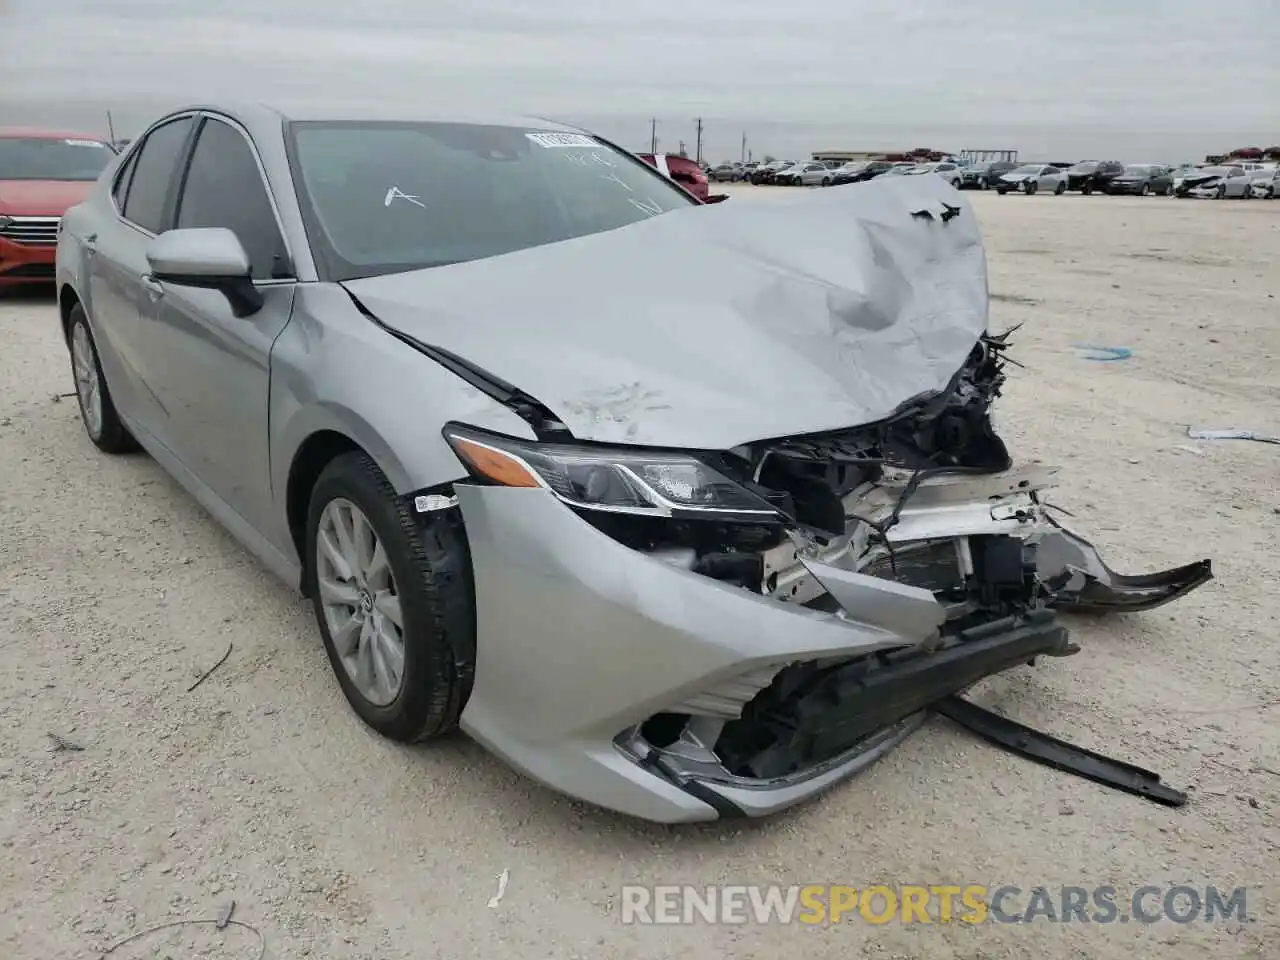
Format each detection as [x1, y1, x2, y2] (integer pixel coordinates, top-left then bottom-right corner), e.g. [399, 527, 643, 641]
[55, 104, 1211, 822]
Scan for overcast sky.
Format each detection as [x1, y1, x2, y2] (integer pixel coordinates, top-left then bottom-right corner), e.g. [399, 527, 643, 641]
[1, 0, 1275, 161]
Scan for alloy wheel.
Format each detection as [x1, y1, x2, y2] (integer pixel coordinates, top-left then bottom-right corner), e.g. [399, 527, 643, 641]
[71, 322, 103, 440]
[316, 497, 406, 707]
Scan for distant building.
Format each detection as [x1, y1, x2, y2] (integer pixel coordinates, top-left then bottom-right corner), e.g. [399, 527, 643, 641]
[959, 149, 1018, 163]
[810, 147, 956, 164]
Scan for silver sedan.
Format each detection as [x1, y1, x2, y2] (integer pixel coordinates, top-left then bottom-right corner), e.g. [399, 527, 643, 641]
[995, 164, 1067, 195]
[54, 102, 1210, 823]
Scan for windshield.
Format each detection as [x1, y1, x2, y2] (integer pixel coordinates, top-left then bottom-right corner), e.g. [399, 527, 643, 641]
[0, 136, 114, 181]
[288, 121, 697, 280]
[1010, 165, 1041, 176]
[1123, 165, 1151, 175]
[1198, 167, 1230, 177]
[1068, 162, 1098, 173]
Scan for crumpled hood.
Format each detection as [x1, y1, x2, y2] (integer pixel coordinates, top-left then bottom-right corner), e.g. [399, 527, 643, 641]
[0, 179, 94, 215]
[343, 174, 988, 450]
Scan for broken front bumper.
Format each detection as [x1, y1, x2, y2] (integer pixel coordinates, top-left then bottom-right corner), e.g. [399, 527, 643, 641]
[453, 465, 1209, 822]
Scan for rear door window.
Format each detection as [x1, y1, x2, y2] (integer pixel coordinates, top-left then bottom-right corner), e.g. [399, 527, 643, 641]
[122, 116, 194, 233]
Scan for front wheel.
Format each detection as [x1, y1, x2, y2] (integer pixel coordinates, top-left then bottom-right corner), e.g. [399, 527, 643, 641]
[821, 177, 831, 186]
[306, 451, 475, 743]
[1140, 183, 1149, 196]
[1024, 181, 1038, 195]
[67, 303, 136, 454]
[1082, 183, 1093, 195]
[1055, 181, 1066, 195]
[996, 186, 1008, 195]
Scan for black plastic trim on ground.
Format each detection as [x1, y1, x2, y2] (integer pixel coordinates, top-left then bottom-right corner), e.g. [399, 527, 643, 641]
[934, 695, 1188, 807]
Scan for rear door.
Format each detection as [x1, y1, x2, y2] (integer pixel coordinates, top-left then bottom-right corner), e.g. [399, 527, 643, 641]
[134, 114, 298, 532]
[86, 114, 197, 440]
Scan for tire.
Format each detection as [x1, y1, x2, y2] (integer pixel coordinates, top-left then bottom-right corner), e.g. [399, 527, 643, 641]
[306, 451, 474, 743]
[1140, 183, 1149, 196]
[1024, 181, 1037, 195]
[1164, 184, 1173, 196]
[1055, 181, 1066, 195]
[981, 179, 990, 190]
[821, 177, 831, 186]
[1082, 183, 1092, 196]
[1217, 184, 1226, 199]
[996, 186, 1008, 195]
[67, 302, 136, 454]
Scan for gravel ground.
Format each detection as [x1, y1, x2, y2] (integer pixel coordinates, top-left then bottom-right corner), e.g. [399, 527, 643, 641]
[1, 188, 1277, 960]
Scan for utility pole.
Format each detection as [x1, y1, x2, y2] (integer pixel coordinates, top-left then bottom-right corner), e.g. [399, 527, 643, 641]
[649, 118, 658, 154]
[694, 117, 704, 164]
[105, 110, 117, 146]
[740, 131, 747, 163]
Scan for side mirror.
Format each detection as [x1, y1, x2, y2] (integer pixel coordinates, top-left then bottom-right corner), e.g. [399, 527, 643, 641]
[146, 227, 263, 317]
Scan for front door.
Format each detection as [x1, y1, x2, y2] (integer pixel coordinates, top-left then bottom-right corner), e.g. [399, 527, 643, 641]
[134, 114, 297, 536]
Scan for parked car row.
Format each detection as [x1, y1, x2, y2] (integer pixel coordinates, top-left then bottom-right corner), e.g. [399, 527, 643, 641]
[721, 154, 1280, 200]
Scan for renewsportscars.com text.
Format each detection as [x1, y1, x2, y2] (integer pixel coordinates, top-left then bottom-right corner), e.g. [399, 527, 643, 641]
[620, 884, 1250, 926]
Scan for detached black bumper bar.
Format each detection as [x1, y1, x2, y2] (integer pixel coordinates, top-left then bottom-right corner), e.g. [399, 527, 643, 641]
[717, 609, 1074, 779]
[935, 696, 1189, 807]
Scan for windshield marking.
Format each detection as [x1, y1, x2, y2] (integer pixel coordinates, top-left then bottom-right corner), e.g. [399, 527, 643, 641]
[561, 151, 617, 168]
[384, 186, 426, 209]
[628, 197, 663, 216]
[600, 172, 633, 192]
[525, 132, 598, 149]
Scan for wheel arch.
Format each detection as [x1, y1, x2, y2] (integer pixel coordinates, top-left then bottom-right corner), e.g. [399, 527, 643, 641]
[58, 284, 82, 345]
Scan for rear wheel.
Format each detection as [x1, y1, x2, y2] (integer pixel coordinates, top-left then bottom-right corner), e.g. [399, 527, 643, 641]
[306, 451, 474, 742]
[67, 303, 135, 454]
[996, 185, 1008, 195]
[1054, 181, 1066, 195]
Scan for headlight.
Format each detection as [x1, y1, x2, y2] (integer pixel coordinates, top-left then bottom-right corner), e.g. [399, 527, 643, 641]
[443, 423, 782, 521]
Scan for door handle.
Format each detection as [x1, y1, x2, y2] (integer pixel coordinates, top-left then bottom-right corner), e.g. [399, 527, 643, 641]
[141, 276, 165, 301]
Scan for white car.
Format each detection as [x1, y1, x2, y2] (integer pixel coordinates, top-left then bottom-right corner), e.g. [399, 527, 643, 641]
[1248, 168, 1280, 199]
[798, 162, 839, 186]
[996, 164, 1067, 195]
[1188, 166, 1252, 199]
[905, 161, 962, 187]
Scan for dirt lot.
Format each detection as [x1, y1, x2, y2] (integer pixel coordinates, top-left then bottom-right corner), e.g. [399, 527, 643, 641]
[1, 189, 1277, 960]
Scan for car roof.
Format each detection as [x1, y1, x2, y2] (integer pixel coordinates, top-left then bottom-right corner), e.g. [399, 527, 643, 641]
[149, 101, 586, 142]
[0, 125, 110, 141]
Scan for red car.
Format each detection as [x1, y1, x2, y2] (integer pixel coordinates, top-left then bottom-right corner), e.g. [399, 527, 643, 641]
[637, 153, 727, 203]
[0, 127, 117, 286]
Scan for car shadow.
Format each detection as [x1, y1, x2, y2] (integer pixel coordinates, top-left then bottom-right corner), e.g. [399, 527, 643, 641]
[0, 282, 58, 304]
